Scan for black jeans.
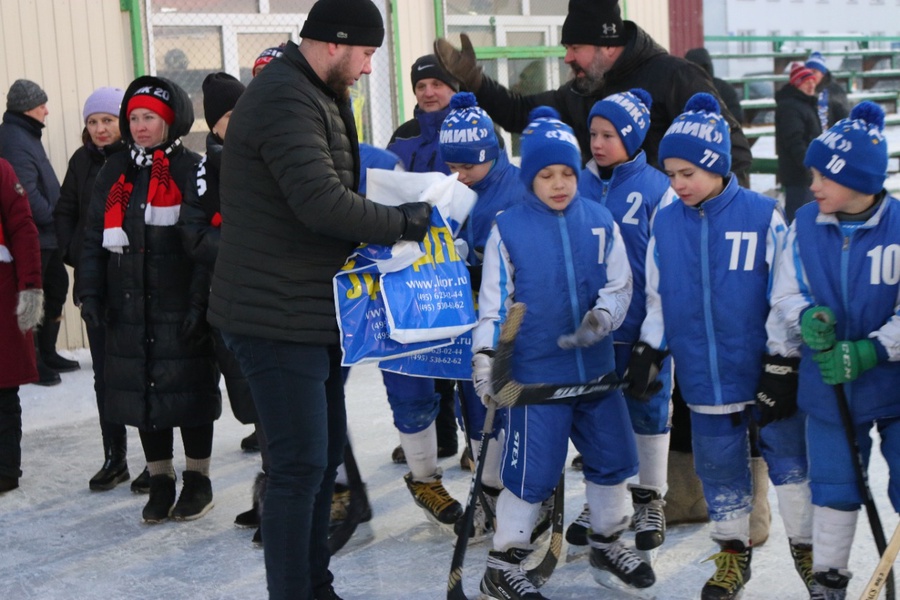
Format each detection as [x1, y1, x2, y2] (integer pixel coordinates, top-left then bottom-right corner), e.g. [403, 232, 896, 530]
[139, 423, 214, 462]
[0, 387, 22, 479]
[40, 248, 68, 322]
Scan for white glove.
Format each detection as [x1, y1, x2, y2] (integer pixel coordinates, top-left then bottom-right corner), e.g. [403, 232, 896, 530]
[16, 288, 44, 333]
[557, 308, 613, 349]
[472, 351, 494, 405]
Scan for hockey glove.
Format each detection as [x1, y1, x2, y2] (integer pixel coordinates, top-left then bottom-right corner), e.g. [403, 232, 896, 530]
[15, 288, 43, 332]
[624, 342, 667, 401]
[755, 354, 800, 427]
[801, 306, 836, 351]
[472, 350, 495, 405]
[557, 308, 613, 349]
[79, 296, 103, 330]
[397, 201, 433, 242]
[433, 33, 483, 92]
[813, 339, 879, 385]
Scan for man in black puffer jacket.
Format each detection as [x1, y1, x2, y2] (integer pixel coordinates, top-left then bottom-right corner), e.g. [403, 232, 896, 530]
[776, 64, 822, 222]
[208, 1, 431, 598]
[435, 0, 753, 186]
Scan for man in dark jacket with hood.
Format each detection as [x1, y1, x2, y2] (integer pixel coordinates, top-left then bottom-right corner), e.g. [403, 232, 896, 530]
[0, 79, 74, 385]
[208, 0, 432, 598]
[776, 64, 822, 221]
[434, 0, 753, 186]
[685, 47, 744, 124]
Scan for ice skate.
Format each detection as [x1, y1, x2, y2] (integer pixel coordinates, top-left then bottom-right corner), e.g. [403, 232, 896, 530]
[809, 569, 850, 600]
[403, 470, 463, 527]
[631, 486, 665, 564]
[789, 541, 814, 594]
[565, 503, 590, 547]
[701, 539, 751, 600]
[455, 484, 500, 541]
[480, 547, 547, 600]
[589, 531, 656, 595]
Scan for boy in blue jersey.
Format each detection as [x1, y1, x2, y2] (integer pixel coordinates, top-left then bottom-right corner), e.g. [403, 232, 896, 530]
[631, 94, 812, 600]
[473, 106, 652, 599]
[566, 88, 677, 559]
[768, 101, 899, 599]
[438, 92, 527, 540]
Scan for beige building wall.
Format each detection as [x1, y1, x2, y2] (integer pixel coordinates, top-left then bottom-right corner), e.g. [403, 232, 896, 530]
[625, 0, 671, 51]
[0, 0, 134, 350]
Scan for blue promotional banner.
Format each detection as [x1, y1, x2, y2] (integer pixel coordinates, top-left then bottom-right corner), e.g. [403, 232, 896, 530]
[379, 331, 473, 380]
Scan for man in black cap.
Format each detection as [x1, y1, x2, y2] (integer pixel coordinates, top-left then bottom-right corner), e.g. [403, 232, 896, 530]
[434, 0, 753, 186]
[208, 1, 432, 598]
[0, 79, 75, 386]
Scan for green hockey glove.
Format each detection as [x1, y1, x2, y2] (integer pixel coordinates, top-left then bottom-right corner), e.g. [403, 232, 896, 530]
[813, 339, 879, 385]
[801, 306, 836, 351]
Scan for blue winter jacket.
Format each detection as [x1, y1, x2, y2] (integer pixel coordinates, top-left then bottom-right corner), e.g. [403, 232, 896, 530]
[643, 176, 786, 410]
[387, 107, 451, 175]
[791, 197, 900, 425]
[476, 192, 632, 385]
[579, 151, 674, 344]
[0, 111, 60, 249]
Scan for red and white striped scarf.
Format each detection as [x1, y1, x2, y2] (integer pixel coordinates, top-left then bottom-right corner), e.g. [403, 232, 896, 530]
[103, 140, 183, 254]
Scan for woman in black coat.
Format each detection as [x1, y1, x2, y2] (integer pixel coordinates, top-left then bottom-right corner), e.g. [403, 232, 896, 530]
[77, 76, 221, 523]
[55, 87, 137, 493]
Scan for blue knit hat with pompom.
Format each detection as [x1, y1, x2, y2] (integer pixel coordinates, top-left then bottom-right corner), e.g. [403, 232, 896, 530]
[804, 101, 888, 194]
[658, 92, 731, 177]
[587, 88, 652, 158]
[439, 92, 499, 165]
[519, 106, 582, 189]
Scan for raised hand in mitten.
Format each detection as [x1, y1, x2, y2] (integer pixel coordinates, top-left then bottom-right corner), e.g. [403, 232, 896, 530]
[433, 33, 483, 91]
[755, 354, 800, 426]
[15, 288, 43, 332]
[558, 308, 613, 349]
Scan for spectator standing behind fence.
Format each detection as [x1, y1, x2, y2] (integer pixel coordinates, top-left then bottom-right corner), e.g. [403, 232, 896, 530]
[0, 157, 43, 495]
[434, 0, 753, 186]
[54, 86, 136, 492]
[685, 47, 744, 124]
[77, 76, 222, 524]
[206, 0, 433, 597]
[776, 64, 822, 222]
[0, 79, 75, 386]
[805, 51, 850, 130]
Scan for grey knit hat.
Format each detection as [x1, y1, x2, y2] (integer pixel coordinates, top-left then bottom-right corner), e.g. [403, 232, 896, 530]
[7, 79, 48, 113]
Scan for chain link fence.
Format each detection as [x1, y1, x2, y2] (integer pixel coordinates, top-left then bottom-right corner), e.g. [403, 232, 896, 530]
[145, 0, 570, 156]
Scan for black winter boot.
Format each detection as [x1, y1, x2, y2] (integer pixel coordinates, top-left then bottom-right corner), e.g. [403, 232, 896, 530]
[39, 320, 79, 372]
[142, 475, 176, 523]
[131, 466, 151, 494]
[234, 472, 265, 527]
[33, 332, 61, 387]
[89, 435, 129, 491]
[171, 471, 214, 521]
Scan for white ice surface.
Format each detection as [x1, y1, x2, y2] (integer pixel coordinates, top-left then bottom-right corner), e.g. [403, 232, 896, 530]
[2, 348, 897, 599]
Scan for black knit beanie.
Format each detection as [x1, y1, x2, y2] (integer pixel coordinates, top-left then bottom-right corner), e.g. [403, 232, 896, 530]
[300, 0, 385, 47]
[202, 72, 245, 130]
[561, 0, 626, 47]
[410, 54, 459, 91]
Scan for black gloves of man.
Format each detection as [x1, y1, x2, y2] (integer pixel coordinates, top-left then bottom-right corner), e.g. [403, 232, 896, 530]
[755, 354, 800, 427]
[398, 201, 433, 242]
[79, 297, 103, 329]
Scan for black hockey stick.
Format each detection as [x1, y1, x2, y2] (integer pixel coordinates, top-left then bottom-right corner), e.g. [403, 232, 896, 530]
[527, 469, 565, 588]
[327, 440, 370, 555]
[812, 312, 894, 600]
[457, 383, 497, 530]
[447, 302, 526, 600]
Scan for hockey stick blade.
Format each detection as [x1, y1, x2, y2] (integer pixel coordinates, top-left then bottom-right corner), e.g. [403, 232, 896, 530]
[528, 470, 565, 588]
[861, 521, 900, 600]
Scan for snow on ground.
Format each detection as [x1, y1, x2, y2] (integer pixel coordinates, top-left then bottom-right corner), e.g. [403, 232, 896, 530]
[2, 348, 897, 599]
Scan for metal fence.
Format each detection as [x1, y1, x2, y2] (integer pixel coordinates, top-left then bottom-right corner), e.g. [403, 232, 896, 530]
[144, 0, 570, 156]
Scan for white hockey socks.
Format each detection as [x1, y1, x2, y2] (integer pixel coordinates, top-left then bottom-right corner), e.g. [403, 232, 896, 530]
[775, 481, 813, 544]
[476, 430, 506, 490]
[711, 514, 751, 546]
[634, 432, 670, 494]
[813, 505, 858, 572]
[492, 489, 542, 551]
[586, 480, 630, 537]
[399, 423, 438, 481]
